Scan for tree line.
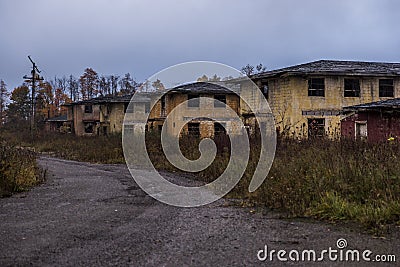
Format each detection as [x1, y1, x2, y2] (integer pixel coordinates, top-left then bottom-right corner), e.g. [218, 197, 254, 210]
[0, 67, 141, 130]
[0, 63, 266, 130]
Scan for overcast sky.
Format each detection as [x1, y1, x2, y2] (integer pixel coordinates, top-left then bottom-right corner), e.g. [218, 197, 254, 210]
[1, 0, 400, 91]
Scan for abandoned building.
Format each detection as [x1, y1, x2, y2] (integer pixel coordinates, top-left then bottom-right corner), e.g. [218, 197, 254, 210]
[64, 82, 243, 137]
[247, 60, 400, 138]
[125, 82, 244, 138]
[60, 59, 400, 139]
[45, 114, 69, 132]
[341, 98, 400, 142]
[64, 94, 134, 136]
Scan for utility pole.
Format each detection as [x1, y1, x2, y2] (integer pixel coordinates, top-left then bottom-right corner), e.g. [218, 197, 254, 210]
[23, 56, 43, 133]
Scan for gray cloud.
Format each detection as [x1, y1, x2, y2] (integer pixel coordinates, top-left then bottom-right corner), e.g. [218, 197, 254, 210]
[1, 0, 399, 90]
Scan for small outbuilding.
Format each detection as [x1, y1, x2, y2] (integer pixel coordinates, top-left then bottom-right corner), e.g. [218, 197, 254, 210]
[341, 98, 400, 142]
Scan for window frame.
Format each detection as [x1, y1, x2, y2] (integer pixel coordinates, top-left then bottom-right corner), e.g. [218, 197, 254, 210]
[187, 122, 200, 137]
[308, 78, 325, 97]
[344, 78, 361, 97]
[84, 105, 93, 113]
[214, 95, 226, 108]
[187, 94, 200, 108]
[308, 118, 325, 138]
[379, 79, 394, 97]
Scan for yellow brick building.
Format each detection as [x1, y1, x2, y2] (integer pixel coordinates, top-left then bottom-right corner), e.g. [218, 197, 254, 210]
[146, 82, 241, 138]
[248, 60, 400, 138]
[66, 60, 400, 139]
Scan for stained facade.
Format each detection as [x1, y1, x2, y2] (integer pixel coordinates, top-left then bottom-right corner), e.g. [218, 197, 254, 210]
[248, 60, 400, 138]
[342, 98, 400, 142]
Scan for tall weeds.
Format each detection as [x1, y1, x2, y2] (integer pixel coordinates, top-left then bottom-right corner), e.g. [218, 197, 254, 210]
[3, 128, 399, 230]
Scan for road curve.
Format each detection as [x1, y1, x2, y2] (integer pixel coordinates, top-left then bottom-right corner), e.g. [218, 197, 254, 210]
[0, 156, 398, 266]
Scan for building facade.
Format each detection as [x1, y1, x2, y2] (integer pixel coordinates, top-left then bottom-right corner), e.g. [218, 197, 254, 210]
[65, 94, 133, 136]
[248, 60, 400, 138]
[65, 60, 400, 139]
[342, 98, 400, 142]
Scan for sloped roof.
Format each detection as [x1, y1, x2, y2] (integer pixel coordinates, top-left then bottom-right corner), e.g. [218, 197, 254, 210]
[253, 60, 400, 79]
[66, 82, 236, 106]
[168, 82, 236, 94]
[66, 93, 135, 106]
[344, 98, 400, 112]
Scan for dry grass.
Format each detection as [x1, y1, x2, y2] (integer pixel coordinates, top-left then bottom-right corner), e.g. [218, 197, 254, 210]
[0, 140, 45, 197]
[3, 128, 399, 231]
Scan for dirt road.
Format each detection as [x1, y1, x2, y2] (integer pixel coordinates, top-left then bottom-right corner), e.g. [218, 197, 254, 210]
[0, 156, 398, 266]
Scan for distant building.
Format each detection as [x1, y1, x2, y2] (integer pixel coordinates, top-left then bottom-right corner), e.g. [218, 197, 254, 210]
[65, 94, 133, 136]
[342, 98, 400, 142]
[45, 114, 70, 133]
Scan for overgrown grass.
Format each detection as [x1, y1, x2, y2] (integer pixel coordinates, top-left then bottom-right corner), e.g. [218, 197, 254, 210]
[1, 130, 125, 164]
[145, 133, 400, 231]
[0, 141, 45, 197]
[231, 138, 400, 232]
[2, 129, 400, 231]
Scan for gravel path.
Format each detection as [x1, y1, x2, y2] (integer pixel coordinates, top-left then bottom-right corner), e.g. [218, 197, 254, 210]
[0, 156, 398, 266]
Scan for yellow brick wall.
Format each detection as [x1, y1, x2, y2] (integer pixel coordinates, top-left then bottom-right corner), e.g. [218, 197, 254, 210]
[264, 75, 400, 138]
[109, 103, 125, 133]
[148, 93, 240, 137]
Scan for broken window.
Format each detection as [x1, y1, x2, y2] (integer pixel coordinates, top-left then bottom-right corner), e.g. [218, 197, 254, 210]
[84, 105, 93, 113]
[379, 79, 394, 97]
[214, 122, 226, 136]
[308, 118, 325, 138]
[84, 122, 94, 133]
[188, 94, 200, 108]
[214, 95, 226, 108]
[344, 79, 360, 97]
[188, 122, 200, 137]
[355, 121, 367, 140]
[308, 78, 325, 97]
[262, 82, 269, 100]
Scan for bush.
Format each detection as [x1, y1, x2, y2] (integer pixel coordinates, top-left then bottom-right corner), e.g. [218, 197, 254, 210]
[0, 142, 45, 197]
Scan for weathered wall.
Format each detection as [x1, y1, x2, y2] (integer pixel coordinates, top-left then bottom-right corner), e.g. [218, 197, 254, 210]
[253, 75, 400, 139]
[109, 103, 125, 134]
[342, 111, 400, 142]
[73, 104, 101, 136]
[148, 93, 240, 138]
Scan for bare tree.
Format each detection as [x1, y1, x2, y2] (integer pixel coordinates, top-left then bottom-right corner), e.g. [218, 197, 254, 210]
[98, 75, 110, 96]
[110, 75, 119, 95]
[241, 63, 267, 76]
[0, 80, 9, 125]
[241, 64, 255, 76]
[67, 75, 79, 101]
[119, 73, 137, 94]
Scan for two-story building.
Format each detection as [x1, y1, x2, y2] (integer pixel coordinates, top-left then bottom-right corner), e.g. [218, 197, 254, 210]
[65, 82, 243, 138]
[65, 94, 133, 136]
[65, 60, 400, 139]
[127, 82, 243, 137]
[249, 60, 400, 138]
